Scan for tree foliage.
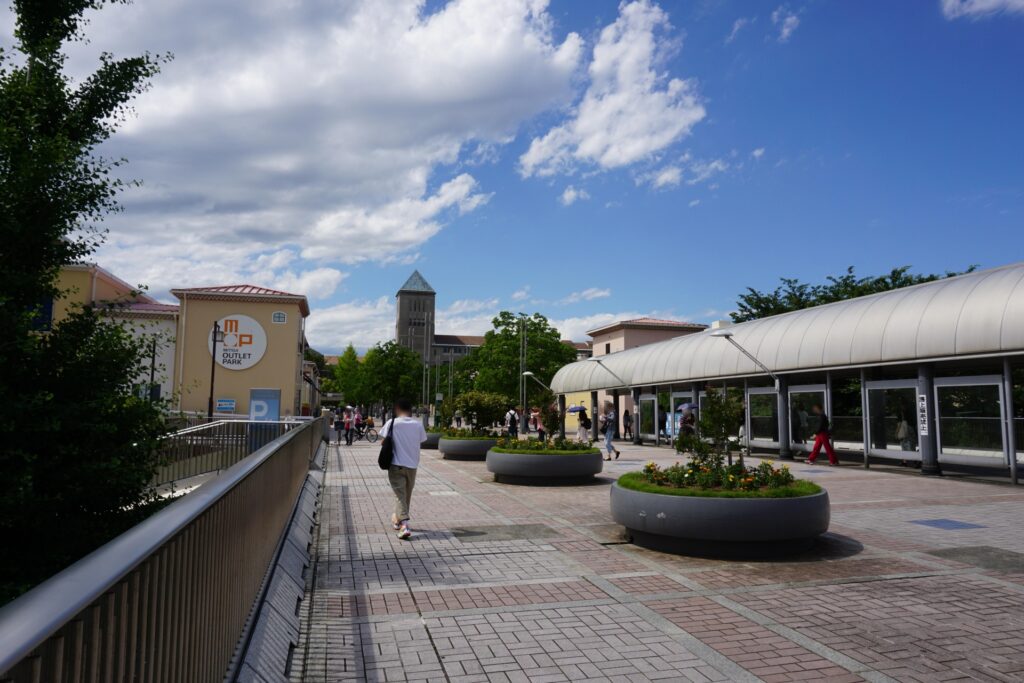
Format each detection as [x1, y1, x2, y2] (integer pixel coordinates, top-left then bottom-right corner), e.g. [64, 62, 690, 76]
[359, 340, 422, 407]
[465, 312, 576, 404]
[331, 343, 363, 403]
[452, 390, 508, 429]
[0, 1, 168, 602]
[731, 265, 977, 323]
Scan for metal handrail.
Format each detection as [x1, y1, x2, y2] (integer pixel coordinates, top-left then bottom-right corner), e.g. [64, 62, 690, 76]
[0, 416, 324, 681]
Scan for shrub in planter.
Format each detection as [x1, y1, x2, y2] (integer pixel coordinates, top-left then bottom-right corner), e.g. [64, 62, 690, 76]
[438, 427, 498, 460]
[611, 457, 829, 553]
[486, 437, 603, 483]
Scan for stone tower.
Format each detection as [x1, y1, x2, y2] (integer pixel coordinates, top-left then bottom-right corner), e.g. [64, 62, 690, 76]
[395, 270, 436, 361]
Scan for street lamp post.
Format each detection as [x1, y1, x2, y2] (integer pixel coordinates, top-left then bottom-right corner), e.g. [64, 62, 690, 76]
[522, 371, 551, 392]
[207, 320, 224, 419]
[710, 328, 782, 459]
[709, 329, 779, 389]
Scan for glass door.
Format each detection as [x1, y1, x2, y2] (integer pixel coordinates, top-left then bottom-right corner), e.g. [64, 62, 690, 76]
[746, 387, 779, 447]
[639, 394, 657, 443]
[935, 375, 1006, 466]
[788, 384, 825, 453]
[865, 380, 919, 461]
[671, 391, 694, 441]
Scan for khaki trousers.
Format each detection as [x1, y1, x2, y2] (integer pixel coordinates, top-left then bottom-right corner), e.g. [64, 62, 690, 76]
[388, 465, 417, 521]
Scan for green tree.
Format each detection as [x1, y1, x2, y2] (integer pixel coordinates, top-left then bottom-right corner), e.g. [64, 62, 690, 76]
[0, 1, 169, 601]
[731, 265, 977, 323]
[360, 340, 421, 407]
[467, 312, 576, 404]
[453, 390, 508, 429]
[332, 343, 363, 403]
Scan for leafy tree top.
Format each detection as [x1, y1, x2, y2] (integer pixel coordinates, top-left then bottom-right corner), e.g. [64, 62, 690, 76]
[466, 311, 576, 402]
[731, 265, 977, 323]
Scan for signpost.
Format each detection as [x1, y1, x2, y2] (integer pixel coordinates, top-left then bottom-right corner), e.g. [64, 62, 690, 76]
[917, 393, 929, 437]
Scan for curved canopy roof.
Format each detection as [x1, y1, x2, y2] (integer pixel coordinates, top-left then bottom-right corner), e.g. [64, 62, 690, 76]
[552, 262, 1024, 394]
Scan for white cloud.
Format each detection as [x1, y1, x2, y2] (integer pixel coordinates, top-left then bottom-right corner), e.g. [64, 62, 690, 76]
[511, 286, 531, 301]
[771, 6, 800, 42]
[688, 199, 700, 208]
[562, 287, 612, 304]
[304, 296, 395, 351]
[941, 0, 1024, 17]
[519, 0, 705, 178]
[559, 185, 591, 206]
[687, 158, 729, 185]
[644, 166, 682, 188]
[37, 0, 584, 298]
[751, 147, 766, 159]
[444, 298, 499, 314]
[725, 17, 750, 44]
[272, 268, 346, 299]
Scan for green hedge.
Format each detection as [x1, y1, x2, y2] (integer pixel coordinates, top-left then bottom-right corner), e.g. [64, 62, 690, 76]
[617, 472, 821, 499]
[490, 447, 601, 456]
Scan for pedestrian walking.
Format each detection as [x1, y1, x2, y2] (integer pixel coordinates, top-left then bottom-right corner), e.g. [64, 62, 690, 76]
[600, 402, 620, 461]
[534, 407, 546, 442]
[380, 399, 427, 540]
[681, 408, 696, 436]
[344, 409, 354, 445]
[576, 404, 591, 443]
[506, 406, 519, 438]
[658, 408, 668, 444]
[454, 410, 463, 428]
[623, 409, 633, 440]
[806, 404, 839, 466]
[334, 410, 344, 444]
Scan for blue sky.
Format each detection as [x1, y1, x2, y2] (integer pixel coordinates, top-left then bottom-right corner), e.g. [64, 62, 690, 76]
[5, 0, 1021, 351]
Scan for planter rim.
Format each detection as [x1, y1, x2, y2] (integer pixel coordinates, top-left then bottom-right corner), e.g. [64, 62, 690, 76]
[490, 448, 601, 455]
[612, 479, 825, 501]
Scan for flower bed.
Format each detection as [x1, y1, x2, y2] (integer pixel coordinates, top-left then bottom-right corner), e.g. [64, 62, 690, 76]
[610, 455, 829, 555]
[486, 438, 603, 483]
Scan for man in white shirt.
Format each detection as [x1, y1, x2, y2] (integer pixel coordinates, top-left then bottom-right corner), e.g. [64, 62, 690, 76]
[380, 398, 427, 539]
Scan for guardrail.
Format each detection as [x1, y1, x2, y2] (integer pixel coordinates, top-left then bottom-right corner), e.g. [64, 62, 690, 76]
[154, 420, 301, 485]
[0, 417, 325, 682]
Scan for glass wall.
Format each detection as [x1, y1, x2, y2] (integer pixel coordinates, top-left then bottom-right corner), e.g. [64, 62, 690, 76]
[670, 391, 694, 440]
[748, 391, 778, 444]
[639, 396, 656, 440]
[866, 384, 918, 457]
[789, 387, 823, 451]
[1014, 367, 1024, 462]
[831, 376, 864, 451]
[936, 380, 1004, 461]
[657, 390, 671, 445]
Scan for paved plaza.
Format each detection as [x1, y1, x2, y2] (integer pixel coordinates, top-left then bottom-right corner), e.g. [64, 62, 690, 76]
[291, 442, 1024, 683]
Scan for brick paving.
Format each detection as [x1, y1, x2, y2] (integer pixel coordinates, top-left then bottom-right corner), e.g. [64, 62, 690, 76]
[291, 441, 1024, 682]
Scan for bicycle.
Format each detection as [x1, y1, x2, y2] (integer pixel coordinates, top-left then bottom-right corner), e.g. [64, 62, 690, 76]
[353, 426, 378, 443]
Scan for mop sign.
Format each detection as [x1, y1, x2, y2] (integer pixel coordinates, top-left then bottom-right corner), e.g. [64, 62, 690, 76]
[209, 314, 267, 370]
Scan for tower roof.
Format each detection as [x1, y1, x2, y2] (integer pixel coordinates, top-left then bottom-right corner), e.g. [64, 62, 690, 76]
[397, 270, 435, 295]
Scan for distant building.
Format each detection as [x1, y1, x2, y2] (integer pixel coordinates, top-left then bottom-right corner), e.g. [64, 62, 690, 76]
[394, 270, 587, 367]
[564, 317, 706, 435]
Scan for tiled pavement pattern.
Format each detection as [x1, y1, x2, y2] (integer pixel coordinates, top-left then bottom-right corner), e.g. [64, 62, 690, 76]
[291, 442, 1024, 682]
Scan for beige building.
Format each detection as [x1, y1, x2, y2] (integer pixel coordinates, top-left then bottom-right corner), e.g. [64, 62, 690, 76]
[171, 285, 311, 418]
[582, 318, 706, 437]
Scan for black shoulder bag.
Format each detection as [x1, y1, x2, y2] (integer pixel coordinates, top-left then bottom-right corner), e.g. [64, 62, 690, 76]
[378, 419, 395, 470]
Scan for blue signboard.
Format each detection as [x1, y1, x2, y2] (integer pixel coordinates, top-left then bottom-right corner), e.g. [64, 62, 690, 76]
[249, 388, 281, 421]
[216, 397, 236, 413]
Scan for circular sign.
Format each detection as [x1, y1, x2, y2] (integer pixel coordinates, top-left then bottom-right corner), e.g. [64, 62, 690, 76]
[208, 314, 267, 370]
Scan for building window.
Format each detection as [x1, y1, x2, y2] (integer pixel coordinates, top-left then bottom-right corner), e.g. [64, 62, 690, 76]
[605, 343, 611, 355]
[272, 311, 287, 324]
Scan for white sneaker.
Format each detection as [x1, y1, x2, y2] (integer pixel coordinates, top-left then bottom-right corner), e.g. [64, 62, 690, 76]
[397, 523, 411, 540]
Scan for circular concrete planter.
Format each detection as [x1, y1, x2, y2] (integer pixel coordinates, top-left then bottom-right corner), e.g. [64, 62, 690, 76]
[439, 437, 497, 460]
[610, 482, 830, 556]
[486, 449, 603, 484]
[423, 432, 441, 450]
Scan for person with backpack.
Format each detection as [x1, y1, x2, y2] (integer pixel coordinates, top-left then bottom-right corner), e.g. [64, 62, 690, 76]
[505, 406, 519, 438]
[600, 402, 621, 461]
[806, 403, 839, 466]
[380, 398, 427, 539]
[576, 404, 591, 443]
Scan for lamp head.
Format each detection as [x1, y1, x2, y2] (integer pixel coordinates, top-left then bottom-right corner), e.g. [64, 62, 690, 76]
[522, 371, 535, 377]
[710, 329, 734, 338]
